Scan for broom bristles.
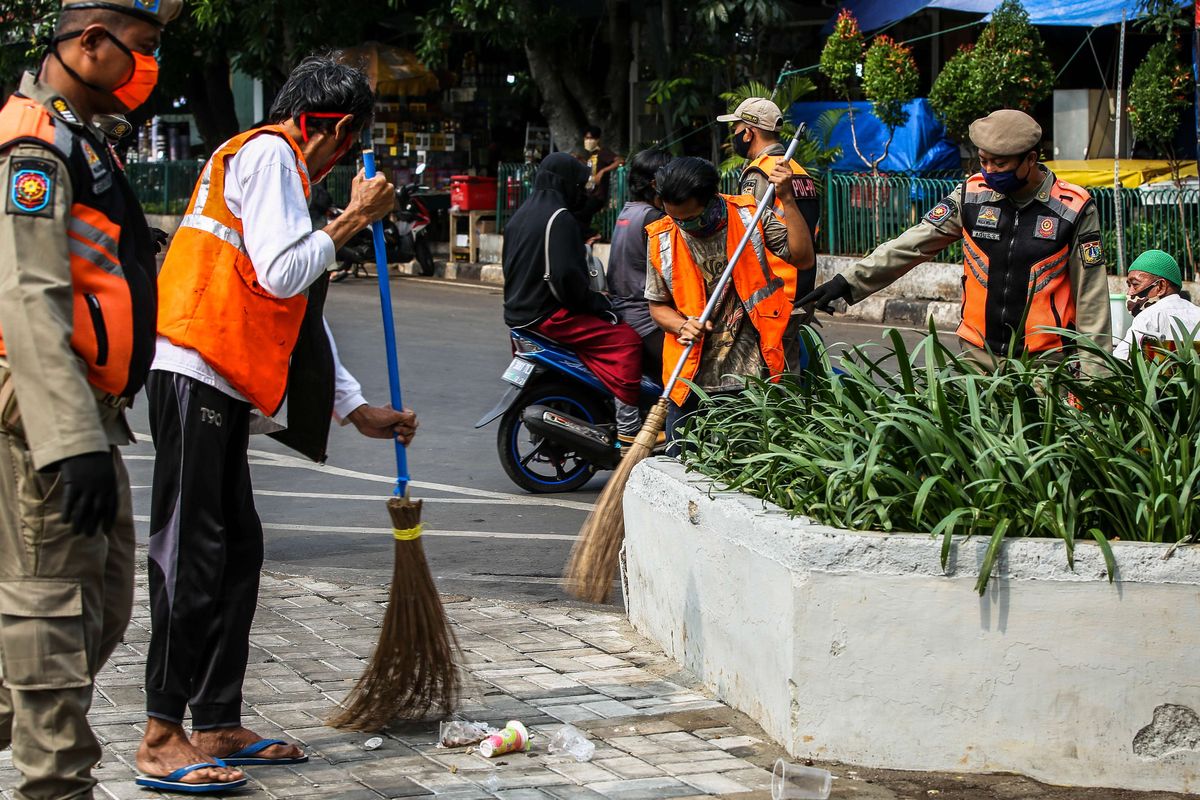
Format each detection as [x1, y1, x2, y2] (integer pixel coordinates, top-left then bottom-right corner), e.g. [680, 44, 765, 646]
[328, 496, 461, 731]
[564, 399, 669, 603]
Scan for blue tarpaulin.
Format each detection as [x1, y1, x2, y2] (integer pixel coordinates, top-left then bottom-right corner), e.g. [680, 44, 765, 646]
[829, 0, 1176, 33]
[790, 99, 960, 174]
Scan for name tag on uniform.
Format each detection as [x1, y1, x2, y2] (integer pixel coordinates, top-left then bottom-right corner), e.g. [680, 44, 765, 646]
[972, 229, 1001, 241]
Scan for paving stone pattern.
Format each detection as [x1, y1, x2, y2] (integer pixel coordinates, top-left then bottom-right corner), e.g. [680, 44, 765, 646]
[1, 565, 1192, 800]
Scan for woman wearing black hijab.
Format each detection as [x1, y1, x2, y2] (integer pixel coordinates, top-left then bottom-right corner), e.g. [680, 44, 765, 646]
[502, 153, 644, 442]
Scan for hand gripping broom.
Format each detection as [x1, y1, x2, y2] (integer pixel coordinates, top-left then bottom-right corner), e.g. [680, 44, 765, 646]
[329, 134, 460, 730]
[564, 133, 802, 603]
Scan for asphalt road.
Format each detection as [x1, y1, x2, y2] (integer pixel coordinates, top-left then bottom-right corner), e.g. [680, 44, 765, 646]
[123, 276, 945, 606]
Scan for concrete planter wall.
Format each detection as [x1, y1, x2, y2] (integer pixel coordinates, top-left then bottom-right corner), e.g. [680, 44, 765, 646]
[623, 458, 1200, 792]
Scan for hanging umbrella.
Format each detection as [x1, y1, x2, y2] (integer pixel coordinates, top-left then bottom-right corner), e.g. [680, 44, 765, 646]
[340, 42, 439, 95]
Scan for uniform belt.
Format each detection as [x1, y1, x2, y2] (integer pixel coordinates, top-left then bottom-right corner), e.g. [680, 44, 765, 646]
[92, 388, 130, 411]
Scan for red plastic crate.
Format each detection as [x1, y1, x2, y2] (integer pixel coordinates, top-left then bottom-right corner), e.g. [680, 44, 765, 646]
[451, 175, 498, 211]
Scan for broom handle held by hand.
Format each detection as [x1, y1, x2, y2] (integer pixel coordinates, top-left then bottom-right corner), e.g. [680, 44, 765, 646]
[660, 130, 803, 401]
[361, 131, 410, 496]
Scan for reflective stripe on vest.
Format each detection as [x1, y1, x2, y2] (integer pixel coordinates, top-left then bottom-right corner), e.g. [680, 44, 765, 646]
[156, 126, 312, 415]
[646, 194, 791, 405]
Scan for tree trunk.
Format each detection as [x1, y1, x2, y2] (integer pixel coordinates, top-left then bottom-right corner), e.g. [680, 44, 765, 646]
[186, 51, 241, 155]
[603, 0, 632, 153]
[525, 40, 585, 152]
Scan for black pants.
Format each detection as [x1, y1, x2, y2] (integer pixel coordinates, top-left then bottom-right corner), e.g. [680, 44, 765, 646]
[145, 371, 263, 729]
[642, 329, 665, 392]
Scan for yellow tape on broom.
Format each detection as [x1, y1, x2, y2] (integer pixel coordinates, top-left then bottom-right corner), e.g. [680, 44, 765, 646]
[393, 524, 424, 541]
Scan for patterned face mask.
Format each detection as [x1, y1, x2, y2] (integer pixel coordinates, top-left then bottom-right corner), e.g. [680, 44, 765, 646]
[673, 197, 727, 238]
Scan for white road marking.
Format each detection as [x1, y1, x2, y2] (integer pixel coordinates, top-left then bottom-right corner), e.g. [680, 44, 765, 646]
[132, 515, 575, 541]
[125, 436, 596, 512]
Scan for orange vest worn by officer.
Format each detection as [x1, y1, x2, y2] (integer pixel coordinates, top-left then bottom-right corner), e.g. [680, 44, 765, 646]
[0, 93, 157, 398]
[647, 194, 791, 406]
[744, 152, 819, 302]
[958, 173, 1091, 355]
[157, 126, 311, 416]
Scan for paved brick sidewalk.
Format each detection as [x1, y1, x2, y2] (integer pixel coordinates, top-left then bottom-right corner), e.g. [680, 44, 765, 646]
[0, 563, 1191, 800]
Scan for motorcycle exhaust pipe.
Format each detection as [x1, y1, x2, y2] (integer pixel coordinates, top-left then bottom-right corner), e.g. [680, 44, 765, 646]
[521, 405, 620, 468]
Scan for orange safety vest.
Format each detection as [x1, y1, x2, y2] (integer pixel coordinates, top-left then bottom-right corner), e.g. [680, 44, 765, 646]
[646, 194, 792, 405]
[744, 153, 820, 302]
[157, 126, 312, 415]
[957, 173, 1090, 355]
[0, 93, 157, 398]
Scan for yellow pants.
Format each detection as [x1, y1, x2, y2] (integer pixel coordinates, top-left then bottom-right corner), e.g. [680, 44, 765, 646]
[0, 431, 134, 800]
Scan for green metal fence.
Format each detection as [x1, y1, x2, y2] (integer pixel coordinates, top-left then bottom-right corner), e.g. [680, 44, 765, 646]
[127, 161, 358, 215]
[825, 172, 1200, 279]
[496, 162, 742, 240]
[125, 161, 205, 215]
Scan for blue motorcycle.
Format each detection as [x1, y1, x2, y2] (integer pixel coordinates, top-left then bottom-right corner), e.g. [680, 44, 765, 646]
[475, 329, 664, 493]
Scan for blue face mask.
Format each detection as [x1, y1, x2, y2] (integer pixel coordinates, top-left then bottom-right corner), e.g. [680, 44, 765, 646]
[981, 160, 1032, 195]
[674, 197, 727, 238]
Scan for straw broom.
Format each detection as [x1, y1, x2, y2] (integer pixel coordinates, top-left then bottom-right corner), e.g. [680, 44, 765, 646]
[564, 132, 803, 603]
[329, 133, 459, 730]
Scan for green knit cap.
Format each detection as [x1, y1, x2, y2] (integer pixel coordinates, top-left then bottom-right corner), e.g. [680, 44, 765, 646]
[1130, 249, 1183, 288]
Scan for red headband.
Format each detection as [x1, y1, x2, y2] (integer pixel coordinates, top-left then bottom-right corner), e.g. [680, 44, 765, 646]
[298, 112, 349, 143]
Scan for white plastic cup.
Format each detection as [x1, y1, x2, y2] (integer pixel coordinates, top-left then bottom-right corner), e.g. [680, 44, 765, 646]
[771, 758, 832, 800]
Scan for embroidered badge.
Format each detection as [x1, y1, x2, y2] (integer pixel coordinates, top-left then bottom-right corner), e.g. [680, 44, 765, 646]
[79, 139, 110, 186]
[976, 205, 1001, 229]
[1079, 235, 1105, 268]
[925, 198, 957, 226]
[50, 97, 79, 126]
[8, 161, 54, 216]
[1034, 215, 1059, 240]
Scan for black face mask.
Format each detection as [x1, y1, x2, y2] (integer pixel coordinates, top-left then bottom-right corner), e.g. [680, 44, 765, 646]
[732, 129, 753, 159]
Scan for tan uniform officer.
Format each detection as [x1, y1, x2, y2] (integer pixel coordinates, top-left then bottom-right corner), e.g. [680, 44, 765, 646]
[801, 109, 1111, 372]
[0, 1, 233, 798]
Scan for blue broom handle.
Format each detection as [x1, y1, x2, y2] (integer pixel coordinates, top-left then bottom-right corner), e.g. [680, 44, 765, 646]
[360, 136, 409, 497]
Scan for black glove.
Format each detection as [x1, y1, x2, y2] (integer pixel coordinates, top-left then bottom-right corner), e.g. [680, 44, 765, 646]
[150, 228, 169, 255]
[797, 274, 852, 314]
[49, 452, 117, 537]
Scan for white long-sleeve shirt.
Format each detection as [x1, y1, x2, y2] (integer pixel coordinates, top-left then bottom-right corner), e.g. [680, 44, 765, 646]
[152, 134, 367, 420]
[1114, 293, 1200, 360]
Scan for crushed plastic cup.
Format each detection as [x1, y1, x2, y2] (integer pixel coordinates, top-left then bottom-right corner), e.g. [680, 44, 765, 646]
[771, 758, 832, 800]
[363, 737, 383, 751]
[479, 720, 530, 758]
[439, 719, 492, 748]
[548, 725, 595, 762]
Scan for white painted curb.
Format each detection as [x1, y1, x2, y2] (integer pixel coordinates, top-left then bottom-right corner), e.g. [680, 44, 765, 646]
[624, 457, 1200, 792]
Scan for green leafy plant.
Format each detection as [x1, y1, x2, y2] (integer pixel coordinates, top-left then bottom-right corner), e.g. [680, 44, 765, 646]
[1129, 39, 1196, 272]
[819, 9, 863, 99]
[678, 326, 1200, 593]
[929, 0, 1053, 143]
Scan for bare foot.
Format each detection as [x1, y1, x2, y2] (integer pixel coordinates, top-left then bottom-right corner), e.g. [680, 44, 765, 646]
[191, 726, 305, 762]
[137, 718, 244, 785]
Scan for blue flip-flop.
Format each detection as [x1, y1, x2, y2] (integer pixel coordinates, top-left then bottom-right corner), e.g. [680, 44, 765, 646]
[135, 759, 248, 793]
[219, 738, 309, 767]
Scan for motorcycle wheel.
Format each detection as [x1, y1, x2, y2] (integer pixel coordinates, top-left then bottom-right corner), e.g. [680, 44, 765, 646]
[497, 380, 610, 493]
[414, 236, 436, 276]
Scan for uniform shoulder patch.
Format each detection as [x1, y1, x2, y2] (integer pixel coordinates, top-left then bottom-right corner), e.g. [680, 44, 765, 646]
[924, 197, 958, 226]
[50, 97, 80, 126]
[1078, 232, 1105, 269]
[7, 157, 57, 217]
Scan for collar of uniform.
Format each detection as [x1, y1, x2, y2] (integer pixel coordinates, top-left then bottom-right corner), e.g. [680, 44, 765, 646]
[19, 71, 86, 130]
[762, 142, 786, 157]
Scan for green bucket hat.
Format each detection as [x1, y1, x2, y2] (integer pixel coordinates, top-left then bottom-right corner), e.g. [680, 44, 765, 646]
[1130, 249, 1183, 288]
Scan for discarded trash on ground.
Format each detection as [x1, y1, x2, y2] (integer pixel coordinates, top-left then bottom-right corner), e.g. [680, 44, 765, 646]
[772, 758, 832, 800]
[548, 724, 595, 762]
[363, 736, 383, 751]
[479, 720, 530, 758]
[439, 719, 494, 748]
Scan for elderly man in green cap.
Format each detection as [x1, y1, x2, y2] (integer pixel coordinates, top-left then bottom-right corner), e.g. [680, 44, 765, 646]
[801, 109, 1112, 372]
[1114, 250, 1200, 359]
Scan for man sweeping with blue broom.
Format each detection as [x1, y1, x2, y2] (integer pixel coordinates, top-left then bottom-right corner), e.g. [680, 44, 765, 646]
[137, 56, 420, 791]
